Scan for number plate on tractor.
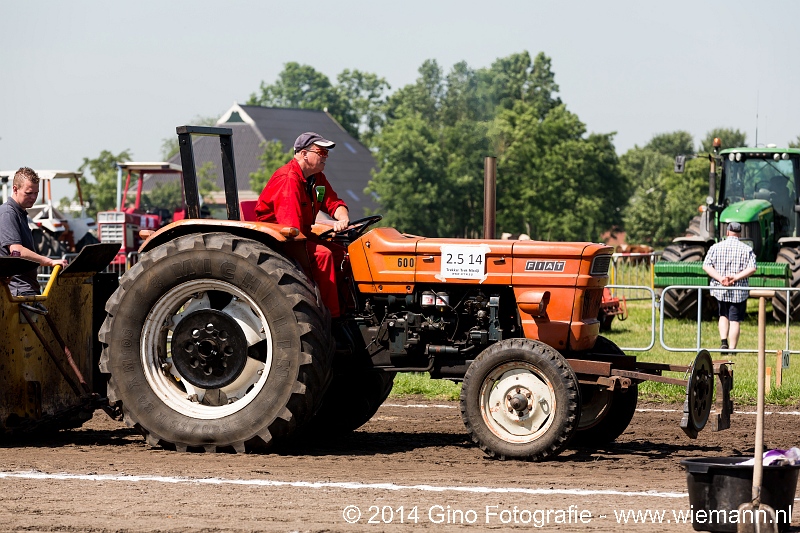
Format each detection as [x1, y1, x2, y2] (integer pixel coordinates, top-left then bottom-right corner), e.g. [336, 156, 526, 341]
[439, 244, 490, 281]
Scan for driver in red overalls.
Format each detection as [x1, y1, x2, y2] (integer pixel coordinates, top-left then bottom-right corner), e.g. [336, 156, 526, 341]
[255, 132, 350, 318]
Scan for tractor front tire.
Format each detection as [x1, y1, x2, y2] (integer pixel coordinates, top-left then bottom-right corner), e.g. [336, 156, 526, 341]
[460, 339, 580, 461]
[99, 232, 333, 452]
[773, 246, 800, 322]
[660, 243, 714, 320]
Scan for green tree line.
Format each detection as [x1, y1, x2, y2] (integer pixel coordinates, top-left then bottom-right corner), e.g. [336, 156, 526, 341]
[75, 52, 794, 247]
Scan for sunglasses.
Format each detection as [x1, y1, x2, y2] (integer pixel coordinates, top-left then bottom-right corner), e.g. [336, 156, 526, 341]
[306, 147, 329, 157]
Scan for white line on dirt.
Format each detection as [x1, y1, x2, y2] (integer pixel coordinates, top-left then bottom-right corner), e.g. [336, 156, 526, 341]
[383, 404, 800, 416]
[0, 470, 689, 499]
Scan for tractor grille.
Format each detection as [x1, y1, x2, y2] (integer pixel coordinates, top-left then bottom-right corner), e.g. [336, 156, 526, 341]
[590, 255, 612, 276]
[720, 221, 761, 256]
[99, 223, 124, 244]
[582, 288, 604, 320]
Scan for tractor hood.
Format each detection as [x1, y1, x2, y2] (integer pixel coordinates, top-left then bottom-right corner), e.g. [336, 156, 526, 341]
[719, 199, 773, 224]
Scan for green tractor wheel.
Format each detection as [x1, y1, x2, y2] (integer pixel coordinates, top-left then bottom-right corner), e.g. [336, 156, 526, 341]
[660, 243, 715, 320]
[773, 246, 800, 322]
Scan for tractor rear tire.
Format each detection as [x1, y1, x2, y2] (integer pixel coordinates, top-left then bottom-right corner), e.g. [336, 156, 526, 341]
[460, 339, 580, 461]
[686, 215, 702, 237]
[572, 337, 638, 445]
[99, 232, 333, 453]
[33, 228, 66, 258]
[304, 369, 396, 435]
[660, 243, 714, 320]
[773, 246, 800, 322]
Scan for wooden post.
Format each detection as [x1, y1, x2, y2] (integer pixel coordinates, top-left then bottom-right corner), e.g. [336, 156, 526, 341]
[766, 367, 772, 396]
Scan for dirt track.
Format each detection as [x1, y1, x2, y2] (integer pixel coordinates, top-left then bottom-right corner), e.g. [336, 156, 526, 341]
[1, 399, 798, 532]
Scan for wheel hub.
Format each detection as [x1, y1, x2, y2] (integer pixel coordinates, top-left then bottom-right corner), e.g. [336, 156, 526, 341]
[484, 366, 555, 440]
[507, 389, 531, 414]
[171, 309, 248, 389]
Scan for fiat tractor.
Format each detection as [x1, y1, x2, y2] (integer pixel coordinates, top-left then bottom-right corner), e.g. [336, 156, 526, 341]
[658, 140, 800, 320]
[1, 126, 729, 460]
[84, 125, 737, 461]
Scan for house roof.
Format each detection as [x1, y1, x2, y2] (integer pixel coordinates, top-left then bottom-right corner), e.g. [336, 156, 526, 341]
[153, 104, 379, 218]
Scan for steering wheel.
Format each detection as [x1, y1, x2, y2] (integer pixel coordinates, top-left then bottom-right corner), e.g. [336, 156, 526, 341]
[319, 215, 383, 242]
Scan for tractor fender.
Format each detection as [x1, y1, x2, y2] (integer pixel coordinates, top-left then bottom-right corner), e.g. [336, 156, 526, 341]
[139, 219, 306, 255]
[672, 235, 713, 247]
[777, 237, 800, 247]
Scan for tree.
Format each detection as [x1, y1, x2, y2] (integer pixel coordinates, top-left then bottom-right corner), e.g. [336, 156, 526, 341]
[197, 161, 221, 204]
[249, 140, 294, 192]
[248, 63, 389, 144]
[621, 135, 709, 247]
[365, 114, 447, 236]
[384, 59, 444, 124]
[143, 181, 182, 212]
[492, 102, 624, 241]
[619, 144, 675, 191]
[644, 131, 694, 158]
[370, 51, 621, 240]
[78, 149, 132, 217]
[700, 128, 747, 152]
[248, 62, 336, 110]
[789, 135, 800, 149]
[370, 59, 492, 237]
[473, 51, 562, 122]
[335, 69, 390, 146]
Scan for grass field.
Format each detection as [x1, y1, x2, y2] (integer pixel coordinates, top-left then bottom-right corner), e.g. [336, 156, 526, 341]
[390, 295, 800, 405]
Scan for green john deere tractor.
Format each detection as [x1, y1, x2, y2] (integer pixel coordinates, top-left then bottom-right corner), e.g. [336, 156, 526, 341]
[657, 139, 800, 321]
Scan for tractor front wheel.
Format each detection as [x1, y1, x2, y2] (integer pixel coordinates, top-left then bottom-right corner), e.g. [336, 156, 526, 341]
[99, 232, 333, 452]
[460, 339, 580, 461]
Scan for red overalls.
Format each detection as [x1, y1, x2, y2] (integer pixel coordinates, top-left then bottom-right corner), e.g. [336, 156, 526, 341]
[255, 158, 348, 317]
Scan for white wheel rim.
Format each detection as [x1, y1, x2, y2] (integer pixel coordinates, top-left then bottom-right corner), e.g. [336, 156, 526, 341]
[141, 279, 273, 419]
[479, 362, 557, 444]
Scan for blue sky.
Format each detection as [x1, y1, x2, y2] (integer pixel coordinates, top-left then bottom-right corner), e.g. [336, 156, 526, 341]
[2, 1, 799, 199]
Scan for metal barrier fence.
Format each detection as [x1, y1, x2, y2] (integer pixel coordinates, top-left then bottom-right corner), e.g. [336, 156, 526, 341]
[36, 251, 139, 283]
[659, 285, 799, 355]
[606, 284, 657, 352]
[609, 252, 659, 299]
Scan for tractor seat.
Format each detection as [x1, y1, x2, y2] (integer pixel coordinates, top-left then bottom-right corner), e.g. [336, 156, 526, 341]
[754, 188, 773, 201]
[240, 200, 258, 222]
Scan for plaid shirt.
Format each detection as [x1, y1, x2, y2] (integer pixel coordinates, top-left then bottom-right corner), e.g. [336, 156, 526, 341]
[703, 236, 756, 302]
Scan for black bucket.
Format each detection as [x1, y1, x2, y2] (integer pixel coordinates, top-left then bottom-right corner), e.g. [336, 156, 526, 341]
[681, 457, 799, 532]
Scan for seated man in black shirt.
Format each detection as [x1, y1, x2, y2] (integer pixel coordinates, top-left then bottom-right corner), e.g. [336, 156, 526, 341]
[0, 167, 67, 296]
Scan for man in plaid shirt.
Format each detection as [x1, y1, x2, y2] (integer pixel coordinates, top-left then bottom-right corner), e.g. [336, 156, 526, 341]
[702, 222, 757, 351]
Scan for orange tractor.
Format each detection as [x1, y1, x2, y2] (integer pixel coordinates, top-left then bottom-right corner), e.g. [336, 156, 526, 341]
[95, 126, 730, 460]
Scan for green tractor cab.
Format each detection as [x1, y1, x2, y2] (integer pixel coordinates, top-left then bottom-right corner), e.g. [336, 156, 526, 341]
[658, 143, 800, 320]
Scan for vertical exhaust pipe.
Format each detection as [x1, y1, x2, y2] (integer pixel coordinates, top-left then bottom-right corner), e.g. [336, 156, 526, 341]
[484, 156, 497, 239]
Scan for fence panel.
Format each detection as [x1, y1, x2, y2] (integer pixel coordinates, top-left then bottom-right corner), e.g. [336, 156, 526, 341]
[610, 252, 659, 300]
[659, 285, 798, 354]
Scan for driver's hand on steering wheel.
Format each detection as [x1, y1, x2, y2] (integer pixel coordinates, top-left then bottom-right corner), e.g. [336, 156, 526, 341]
[333, 216, 350, 232]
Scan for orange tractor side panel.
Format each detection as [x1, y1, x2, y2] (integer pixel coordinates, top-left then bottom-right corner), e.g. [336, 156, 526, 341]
[348, 227, 417, 294]
[415, 238, 514, 285]
[350, 228, 611, 351]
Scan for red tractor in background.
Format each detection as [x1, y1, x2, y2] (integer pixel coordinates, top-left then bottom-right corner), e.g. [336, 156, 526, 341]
[96, 162, 182, 268]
